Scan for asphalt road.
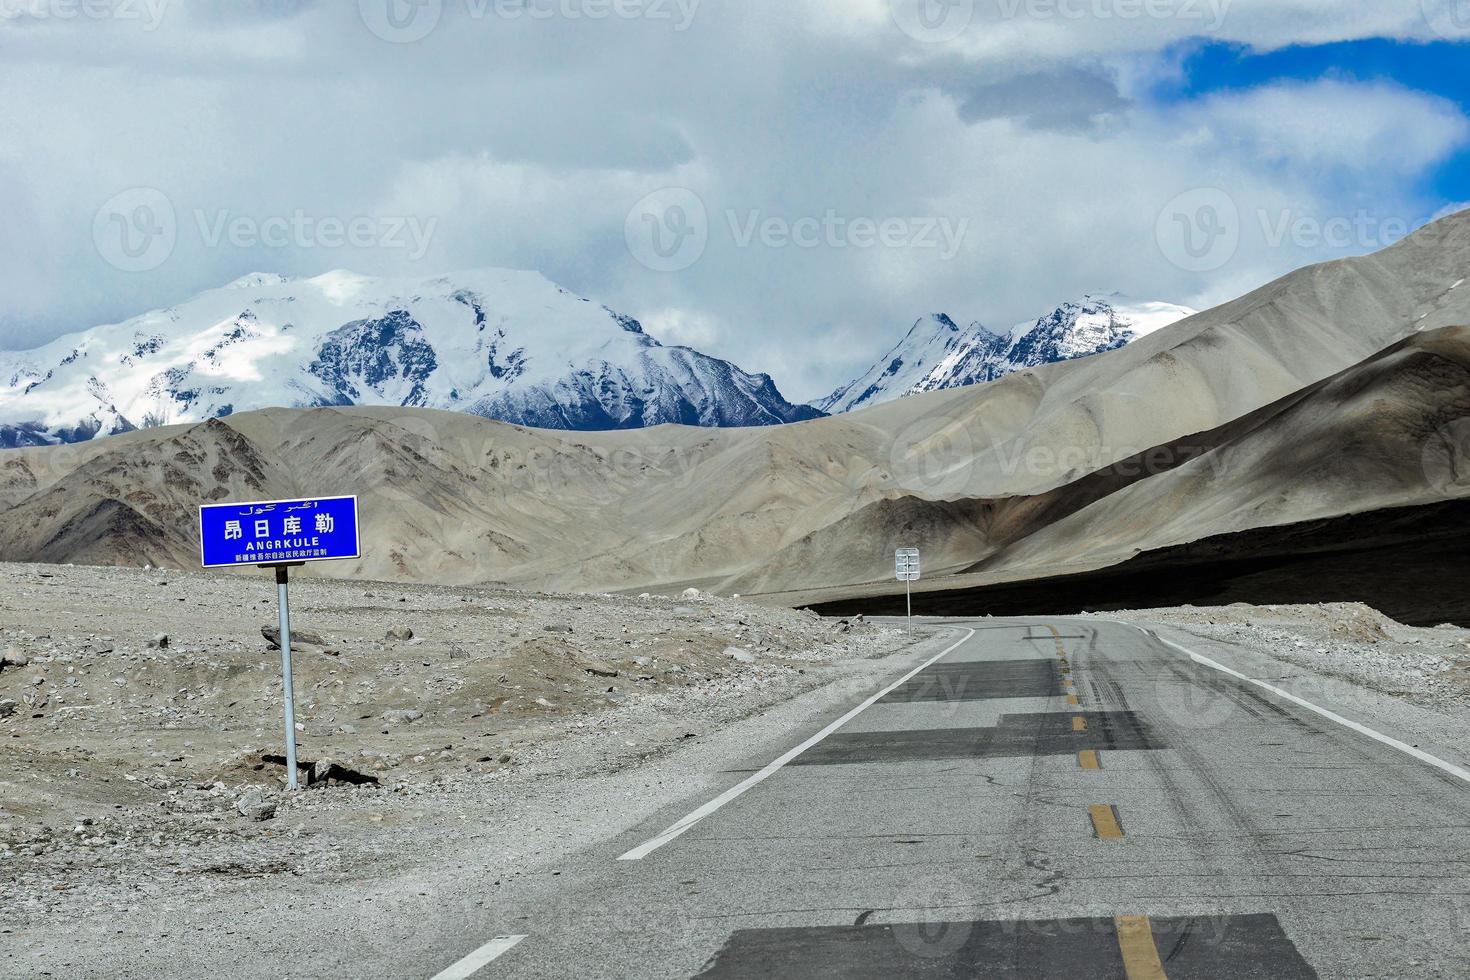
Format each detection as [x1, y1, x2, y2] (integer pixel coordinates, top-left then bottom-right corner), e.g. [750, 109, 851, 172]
[431, 617, 1470, 980]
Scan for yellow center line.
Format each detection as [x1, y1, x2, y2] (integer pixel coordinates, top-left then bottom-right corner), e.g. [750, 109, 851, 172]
[1078, 750, 1100, 770]
[1089, 804, 1124, 840]
[1115, 915, 1167, 979]
[1072, 715, 1087, 733]
[1049, 624, 1081, 708]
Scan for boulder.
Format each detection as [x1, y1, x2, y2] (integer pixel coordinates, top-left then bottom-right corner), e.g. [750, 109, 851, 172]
[236, 789, 276, 821]
[261, 626, 328, 649]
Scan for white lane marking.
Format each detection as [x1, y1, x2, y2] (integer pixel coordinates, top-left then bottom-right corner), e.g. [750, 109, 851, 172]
[1134, 625, 1470, 788]
[429, 935, 528, 980]
[617, 627, 979, 861]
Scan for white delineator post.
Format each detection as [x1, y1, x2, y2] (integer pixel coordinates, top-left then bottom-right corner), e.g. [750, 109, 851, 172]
[275, 565, 300, 791]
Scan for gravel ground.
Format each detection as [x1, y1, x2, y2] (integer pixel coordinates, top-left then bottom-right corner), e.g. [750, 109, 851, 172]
[1091, 601, 1470, 710]
[0, 562, 907, 929]
[11, 571, 1470, 970]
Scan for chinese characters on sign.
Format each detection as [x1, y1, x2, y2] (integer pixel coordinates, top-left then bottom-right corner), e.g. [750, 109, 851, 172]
[200, 496, 359, 568]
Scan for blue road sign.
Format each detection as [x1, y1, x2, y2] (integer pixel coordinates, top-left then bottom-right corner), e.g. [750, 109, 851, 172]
[199, 496, 360, 569]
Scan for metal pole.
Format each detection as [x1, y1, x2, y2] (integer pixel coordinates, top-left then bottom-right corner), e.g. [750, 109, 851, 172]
[906, 577, 912, 635]
[276, 565, 299, 791]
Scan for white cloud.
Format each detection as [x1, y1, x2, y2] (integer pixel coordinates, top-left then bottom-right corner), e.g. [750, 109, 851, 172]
[1198, 80, 1470, 175]
[640, 308, 725, 350]
[0, 0, 1467, 402]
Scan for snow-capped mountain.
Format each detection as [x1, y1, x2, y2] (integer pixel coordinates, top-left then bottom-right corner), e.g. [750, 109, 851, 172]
[0, 269, 823, 446]
[815, 295, 1196, 414]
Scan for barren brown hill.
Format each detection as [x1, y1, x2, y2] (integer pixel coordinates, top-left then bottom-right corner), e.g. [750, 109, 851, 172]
[2, 210, 1469, 598]
[791, 323, 1470, 612]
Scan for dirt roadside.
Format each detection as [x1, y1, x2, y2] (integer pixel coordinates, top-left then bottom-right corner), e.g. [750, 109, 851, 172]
[8, 573, 1470, 977]
[1093, 601, 1470, 711]
[0, 561, 910, 932]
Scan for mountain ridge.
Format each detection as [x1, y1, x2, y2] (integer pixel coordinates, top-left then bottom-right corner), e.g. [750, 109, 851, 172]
[0, 268, 822, 447]
[815, 295, 1197, 414]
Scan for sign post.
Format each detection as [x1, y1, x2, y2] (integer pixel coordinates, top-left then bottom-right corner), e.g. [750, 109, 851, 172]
[200, 496, 361, 791]
[274, 564, 299, 788]
[895, 548, 920, 635]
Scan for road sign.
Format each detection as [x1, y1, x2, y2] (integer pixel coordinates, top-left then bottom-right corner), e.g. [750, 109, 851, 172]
[199, 495, 361, 791]
[895, 548, 920, 634]
[896, 547, 921, 582]
[200, 496, 360, 569]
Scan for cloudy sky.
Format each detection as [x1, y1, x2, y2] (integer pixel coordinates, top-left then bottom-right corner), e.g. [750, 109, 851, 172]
[3, 0, 1469, 402]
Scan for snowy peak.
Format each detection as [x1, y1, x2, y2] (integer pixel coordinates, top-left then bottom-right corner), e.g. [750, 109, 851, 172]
[820, 295, 1195, 413]
[814, 314, 991, 415]
[0, 269, 822, 447]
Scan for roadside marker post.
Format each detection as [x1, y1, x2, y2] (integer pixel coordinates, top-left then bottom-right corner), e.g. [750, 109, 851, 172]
[895, 548, 920, 635]
[199, 496, 362, 791]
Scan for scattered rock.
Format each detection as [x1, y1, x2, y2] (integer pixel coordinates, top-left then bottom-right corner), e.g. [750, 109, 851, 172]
[381, 709, 424, 725]
[681, 588, 708, 601]
[309, 758, 337, 786]
[581, 661, 620, 678]
[146, 634, 169, 650]
[543, 625, 574, 634]
[261, 626, 328, 649]
[448, 646, 471, 661]
[385, 627, 414, 642]
[0, 648, 28, 669]
[235, 789, 276, 822]
[307, 758, 379, 787]
[0, 699, 17, 718]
